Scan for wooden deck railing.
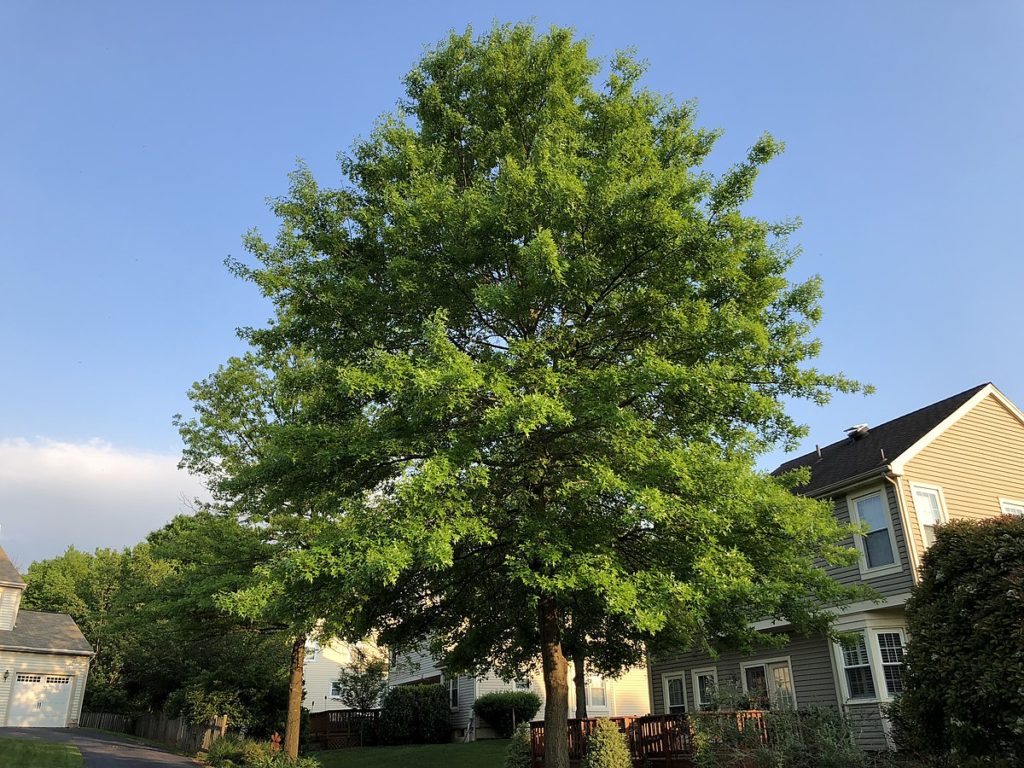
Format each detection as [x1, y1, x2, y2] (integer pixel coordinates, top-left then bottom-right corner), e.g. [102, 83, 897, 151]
[529, 712, 770, 767]
[307, 708, 381, 749]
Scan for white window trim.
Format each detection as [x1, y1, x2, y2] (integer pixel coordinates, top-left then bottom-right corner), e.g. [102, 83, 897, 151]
[738, 656, 797, 709]
[661, 672, 687, 715]
[330, 681, 343, 700]
[999, 497, 1024, 516]
[837, 631, 875, 702]
[831, 623, 907, 704]
[585, 675, 610, 711]
[909, 482, 949, 549]
[448, 677, 460, 711]
[690, 667, 718, 710]
[875, 629, 908, 698]
[847, 486, 903, 577]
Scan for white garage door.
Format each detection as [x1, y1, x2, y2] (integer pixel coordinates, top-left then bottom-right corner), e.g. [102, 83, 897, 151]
[7, 673, 73, 727]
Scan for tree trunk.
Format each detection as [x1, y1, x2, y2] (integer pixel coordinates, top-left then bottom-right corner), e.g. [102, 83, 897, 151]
[539, 595, 570, 768]
[285, 633, 306, 762]
[572, 646, 588, 720]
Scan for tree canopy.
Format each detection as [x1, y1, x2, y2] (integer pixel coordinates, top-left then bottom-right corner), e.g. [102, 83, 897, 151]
[179, 24, 865, 767]
[21, 513, 292, 732]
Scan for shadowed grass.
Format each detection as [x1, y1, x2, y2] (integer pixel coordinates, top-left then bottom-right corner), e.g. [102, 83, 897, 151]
[314, 740, 510, 768]
[0, 736, 84, 768]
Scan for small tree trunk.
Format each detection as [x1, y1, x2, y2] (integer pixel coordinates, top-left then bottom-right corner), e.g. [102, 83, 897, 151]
[539, 595, 570, 768]
[572, 646, 588, 720]
[285, 633, 306, 762]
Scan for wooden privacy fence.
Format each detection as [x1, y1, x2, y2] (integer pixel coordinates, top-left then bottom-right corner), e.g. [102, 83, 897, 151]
[80, 710, 229, 754]
[529, 712, 770, 768]
[78, 711, 133, 734]
[307, 708, 381, 750]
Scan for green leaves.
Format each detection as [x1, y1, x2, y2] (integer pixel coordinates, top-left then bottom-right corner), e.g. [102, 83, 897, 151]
[180, 22, 867, 698]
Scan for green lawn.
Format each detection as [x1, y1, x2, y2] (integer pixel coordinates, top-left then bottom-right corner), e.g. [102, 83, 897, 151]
[314, 740, 510, 768]
[0, 737, 84, 768]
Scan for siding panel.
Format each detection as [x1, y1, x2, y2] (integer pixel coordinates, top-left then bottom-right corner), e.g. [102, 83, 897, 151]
[0, 588, 21, 632]
[902, 393, 1024, 558]
[648, 633, 839, 714]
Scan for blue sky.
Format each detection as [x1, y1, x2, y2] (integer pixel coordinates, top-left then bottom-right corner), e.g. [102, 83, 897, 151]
[1, 1, 1022, 564]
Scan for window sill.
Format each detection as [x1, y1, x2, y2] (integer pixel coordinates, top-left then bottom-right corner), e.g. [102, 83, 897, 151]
[858, 563, 903, 579]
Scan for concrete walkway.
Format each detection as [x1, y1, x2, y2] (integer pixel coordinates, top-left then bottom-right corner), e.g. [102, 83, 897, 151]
[0, 727, 201, 767]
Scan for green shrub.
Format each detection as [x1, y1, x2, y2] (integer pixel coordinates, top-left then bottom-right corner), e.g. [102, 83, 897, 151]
[241, 740, 273, 765]
[379, 684, 450, 744]
[583, 718, 630, 768]
[692, 713, 763, 768]
[472, 691, 542, 738]
[206, 733, 247, 766]
[893, 516, 1024, 763]
[692, 709, 865, 768]
[504, 722, 533, 768]
[757, 709, 864, 768]
[204, 735, 321, 768]
[246, 753, 319, 768]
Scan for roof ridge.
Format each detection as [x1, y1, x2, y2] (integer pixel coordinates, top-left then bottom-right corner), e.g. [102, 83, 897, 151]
[775, 382, 990, 473]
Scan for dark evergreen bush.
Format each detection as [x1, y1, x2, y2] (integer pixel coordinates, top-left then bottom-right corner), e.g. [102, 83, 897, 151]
[471, 691, 542, 738]
[891, 515, 1024, 762]
[379, 684, 450, 744]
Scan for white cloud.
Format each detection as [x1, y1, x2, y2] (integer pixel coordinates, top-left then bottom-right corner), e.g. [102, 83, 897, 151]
[0, 437, 208, 569]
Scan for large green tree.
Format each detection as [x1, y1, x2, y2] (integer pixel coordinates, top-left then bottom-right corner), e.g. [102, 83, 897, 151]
[181, 24, 863, 767]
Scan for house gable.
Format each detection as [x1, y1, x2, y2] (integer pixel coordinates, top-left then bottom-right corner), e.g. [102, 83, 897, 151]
[898, 390, 1024, 564]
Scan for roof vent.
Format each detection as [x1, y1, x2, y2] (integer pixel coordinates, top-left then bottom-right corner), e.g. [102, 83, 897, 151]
[844, 423, 870, 440]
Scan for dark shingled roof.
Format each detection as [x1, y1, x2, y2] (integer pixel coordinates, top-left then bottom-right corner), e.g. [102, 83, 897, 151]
[0, 546, 25, 587]
[773, 383, 990, 496]
[0, 610, 94, 655]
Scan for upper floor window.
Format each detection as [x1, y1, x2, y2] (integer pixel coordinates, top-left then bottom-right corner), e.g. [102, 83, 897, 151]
[330, 681, 343, 699]
[849, 490, 898, 573]
[999, 498, 1024, 516]
[514, 679, 532, 691]
[911, 484, 947, 548]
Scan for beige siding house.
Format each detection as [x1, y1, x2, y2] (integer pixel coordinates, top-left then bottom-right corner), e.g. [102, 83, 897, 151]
[648, 383, 1024, 751]
[389, 645, 650, 740]
[0, 547, 93, 727]
[303, 637, 383, 713]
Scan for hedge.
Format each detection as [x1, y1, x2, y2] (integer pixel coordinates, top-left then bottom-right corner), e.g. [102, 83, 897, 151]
[379, 684, 451, 744]
[891, 515, 1024, 762]
[472, 691, 542, 738]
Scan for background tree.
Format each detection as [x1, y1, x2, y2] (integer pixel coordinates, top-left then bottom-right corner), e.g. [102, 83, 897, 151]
[891, 515, 1024, 763]
[21, 514, 292, 733]
[181, 24, 865, 768]
[177, 351, 358, 760]
[335, 646, 389, 710]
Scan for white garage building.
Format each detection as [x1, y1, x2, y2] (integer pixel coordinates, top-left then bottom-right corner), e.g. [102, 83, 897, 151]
[0, 546, 93, 727]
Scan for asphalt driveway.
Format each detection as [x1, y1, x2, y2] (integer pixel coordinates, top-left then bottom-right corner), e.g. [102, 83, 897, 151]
[0, 727, 200, 767]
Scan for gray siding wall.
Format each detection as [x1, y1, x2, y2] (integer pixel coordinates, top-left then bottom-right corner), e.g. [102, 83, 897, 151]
[846, 703, 889, 751]
[452, 675, 476, 731]
[648, 633, 840, 714]
[823, 484, 915, 597]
